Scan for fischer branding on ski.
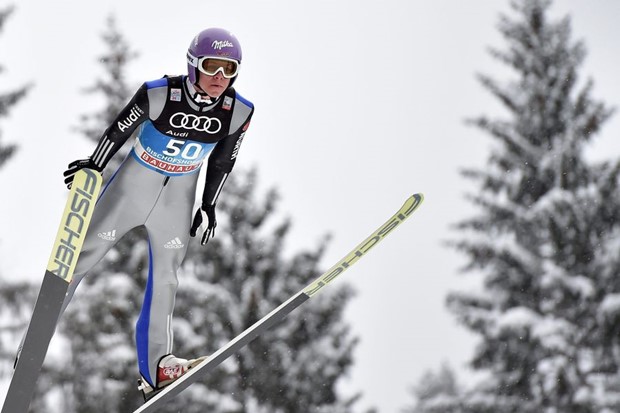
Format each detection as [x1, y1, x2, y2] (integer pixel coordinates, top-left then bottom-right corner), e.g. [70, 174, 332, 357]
[1, 169, 102, 413]
[303, 194, 421, 297]
[46, 169, 101, 281]
[133, 193, 424, 413]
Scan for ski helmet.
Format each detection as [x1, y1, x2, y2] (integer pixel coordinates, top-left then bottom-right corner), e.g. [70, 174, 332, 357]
[187, 28, 243, 87]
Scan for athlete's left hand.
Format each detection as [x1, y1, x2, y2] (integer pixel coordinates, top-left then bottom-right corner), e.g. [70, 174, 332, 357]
[190, 204, 217, 245]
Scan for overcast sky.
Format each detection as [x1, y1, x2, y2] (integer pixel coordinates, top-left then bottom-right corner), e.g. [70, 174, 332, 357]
[1, 1, 620, 412]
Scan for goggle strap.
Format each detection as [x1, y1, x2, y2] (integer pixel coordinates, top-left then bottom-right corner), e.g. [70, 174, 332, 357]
[187, 51, 199, 68]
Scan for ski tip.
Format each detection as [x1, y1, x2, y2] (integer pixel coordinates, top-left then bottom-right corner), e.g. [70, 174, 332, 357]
[404, 193, 424, 213]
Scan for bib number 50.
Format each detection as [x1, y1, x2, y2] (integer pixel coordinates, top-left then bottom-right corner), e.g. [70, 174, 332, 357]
[163, 139, 203, 160]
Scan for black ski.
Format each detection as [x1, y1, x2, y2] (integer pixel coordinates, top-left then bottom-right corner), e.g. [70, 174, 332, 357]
[1, 169, 102, 413]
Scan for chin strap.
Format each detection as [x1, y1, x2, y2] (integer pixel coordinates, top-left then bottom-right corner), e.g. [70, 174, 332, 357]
[185, 76, 219, 105]
[194, 89, 215, 104]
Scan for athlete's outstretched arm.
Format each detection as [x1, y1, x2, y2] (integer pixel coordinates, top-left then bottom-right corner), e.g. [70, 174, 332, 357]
[89, 84, 151, 170]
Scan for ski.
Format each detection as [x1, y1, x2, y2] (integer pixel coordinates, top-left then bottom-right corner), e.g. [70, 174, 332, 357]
[1, 169, 103, 413]
[133, 193, 424, 413]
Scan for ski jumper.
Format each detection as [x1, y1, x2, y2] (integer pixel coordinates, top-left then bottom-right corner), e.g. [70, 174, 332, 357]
[60, 75, 254, 388]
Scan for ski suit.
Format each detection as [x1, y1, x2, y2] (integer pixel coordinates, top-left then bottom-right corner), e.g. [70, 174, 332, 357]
[62, 75, 254, 388]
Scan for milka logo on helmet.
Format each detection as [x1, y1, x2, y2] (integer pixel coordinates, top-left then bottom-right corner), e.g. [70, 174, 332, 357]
[169, 112, 222, 134]
[117, 104, 145, 132]
[212, 40, 234, 50]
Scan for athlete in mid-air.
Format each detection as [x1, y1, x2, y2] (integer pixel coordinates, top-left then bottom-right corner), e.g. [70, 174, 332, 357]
[59, 27, 254, 398]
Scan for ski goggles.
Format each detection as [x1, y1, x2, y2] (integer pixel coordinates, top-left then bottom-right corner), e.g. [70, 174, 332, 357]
[197, 57, 240, 79]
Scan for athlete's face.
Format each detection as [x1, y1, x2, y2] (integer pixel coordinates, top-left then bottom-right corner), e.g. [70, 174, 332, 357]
[197, 71, 231, 98]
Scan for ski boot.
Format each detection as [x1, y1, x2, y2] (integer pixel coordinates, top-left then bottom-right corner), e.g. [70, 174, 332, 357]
[137, 354, 207, 401]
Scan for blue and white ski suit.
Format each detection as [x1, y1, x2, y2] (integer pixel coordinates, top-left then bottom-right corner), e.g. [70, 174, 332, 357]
[62, 75, 254, 388]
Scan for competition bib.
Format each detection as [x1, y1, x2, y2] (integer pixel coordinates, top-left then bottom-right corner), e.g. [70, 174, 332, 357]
[132, 121, 215, 176]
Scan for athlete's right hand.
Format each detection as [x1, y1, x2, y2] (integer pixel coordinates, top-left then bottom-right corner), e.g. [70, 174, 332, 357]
[63, 159, 101, 189]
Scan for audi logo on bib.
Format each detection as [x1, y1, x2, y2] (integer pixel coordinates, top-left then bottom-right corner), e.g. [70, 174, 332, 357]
[169, 112, 222, 134]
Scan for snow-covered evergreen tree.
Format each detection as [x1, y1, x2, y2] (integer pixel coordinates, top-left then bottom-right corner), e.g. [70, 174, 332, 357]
[0, 5, 29, 169]
[443, 0, 619, 411]
[403, 364, 463, 413]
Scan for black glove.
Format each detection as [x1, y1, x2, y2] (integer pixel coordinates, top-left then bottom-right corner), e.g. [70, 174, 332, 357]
[190, 204, 217, 245]
[63, 158, 101, 189]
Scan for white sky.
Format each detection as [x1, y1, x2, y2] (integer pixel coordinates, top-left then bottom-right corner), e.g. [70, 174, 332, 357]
[1, 1, 620, 412]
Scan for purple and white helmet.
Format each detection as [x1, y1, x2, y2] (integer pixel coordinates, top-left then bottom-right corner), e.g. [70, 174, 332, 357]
[187, 28, 243, 86]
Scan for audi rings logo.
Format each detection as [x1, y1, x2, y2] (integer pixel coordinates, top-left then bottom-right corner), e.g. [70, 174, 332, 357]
[169, 112, 222, 134]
